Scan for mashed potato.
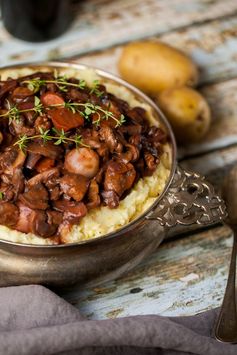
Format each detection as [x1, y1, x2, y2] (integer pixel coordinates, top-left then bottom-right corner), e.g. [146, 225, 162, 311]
[0, 66, 172, 245]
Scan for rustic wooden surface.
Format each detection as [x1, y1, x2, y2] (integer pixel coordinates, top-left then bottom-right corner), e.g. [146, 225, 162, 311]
[1, 0, 236, 319]
[61, 225, 232, 319]
[1, 0, 237, 65]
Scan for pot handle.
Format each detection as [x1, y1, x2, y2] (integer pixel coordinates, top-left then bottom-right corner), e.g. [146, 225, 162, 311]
[146, 166, 227, 227]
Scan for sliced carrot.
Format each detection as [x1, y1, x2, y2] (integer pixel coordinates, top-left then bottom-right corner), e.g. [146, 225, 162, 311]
[41, 92, 65, 107]
[48, 108, 84, 132]
[35, 158, 55, 173]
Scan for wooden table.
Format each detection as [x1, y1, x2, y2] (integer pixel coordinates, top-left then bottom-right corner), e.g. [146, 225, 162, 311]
[1, 0, 237, 319]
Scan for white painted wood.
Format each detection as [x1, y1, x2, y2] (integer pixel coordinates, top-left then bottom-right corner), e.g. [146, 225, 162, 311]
[77, 16, 237, 85]
[61, 226, 232, 319]
[183, 145, 237, 176]
[0, 0, 237, 66]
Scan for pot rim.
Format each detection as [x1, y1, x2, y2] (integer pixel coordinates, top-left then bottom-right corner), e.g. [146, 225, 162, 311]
[0, 61, 177, 249]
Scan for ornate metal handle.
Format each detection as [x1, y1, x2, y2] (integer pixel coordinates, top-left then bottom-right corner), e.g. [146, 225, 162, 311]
[146, 166, 227, 227]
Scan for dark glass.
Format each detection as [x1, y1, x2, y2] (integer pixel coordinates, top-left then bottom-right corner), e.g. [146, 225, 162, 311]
[1, 0, 74, 42]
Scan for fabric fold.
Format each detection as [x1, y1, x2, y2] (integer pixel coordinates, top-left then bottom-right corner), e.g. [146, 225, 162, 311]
[0, 285, 235, 355]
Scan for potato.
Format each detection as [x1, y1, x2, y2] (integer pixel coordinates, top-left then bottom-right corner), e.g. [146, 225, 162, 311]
[156, 87, 211, 144]
[118, 41, 199, 95]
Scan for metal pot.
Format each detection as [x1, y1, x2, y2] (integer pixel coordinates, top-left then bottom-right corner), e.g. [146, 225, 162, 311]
[0, 62, 227, 288]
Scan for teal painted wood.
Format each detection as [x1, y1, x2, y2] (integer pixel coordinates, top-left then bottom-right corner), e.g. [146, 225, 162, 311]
[60, 226, 232, 319]
[0, 0, 236, 66]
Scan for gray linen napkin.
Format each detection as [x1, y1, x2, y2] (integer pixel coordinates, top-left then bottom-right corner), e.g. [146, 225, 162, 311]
[0, 285, 236, 355]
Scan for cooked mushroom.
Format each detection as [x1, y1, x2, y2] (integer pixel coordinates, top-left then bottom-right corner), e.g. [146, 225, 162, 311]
[53, 199, 87, 223]
[87, 179, 100, 209]
[27, 141, 63, 160]
[15, 203, 56, 237]
[19, 183, 48, 210]
[101, 190, 119, 209]
[25, 153, 41, 170]
[104, 160, 136, 197]
[59, 174, 89, 202]
[27, 167, 60, 186]
[0, 202, 19, 227]
[0, 131, 3, 145]
[99, 126, 122, 153]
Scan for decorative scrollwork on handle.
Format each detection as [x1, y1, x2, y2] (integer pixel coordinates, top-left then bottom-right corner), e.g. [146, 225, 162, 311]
[146, 166, 227, 227]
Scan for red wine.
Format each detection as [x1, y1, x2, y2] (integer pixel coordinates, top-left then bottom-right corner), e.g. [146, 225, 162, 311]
[1, 0, 74, 42]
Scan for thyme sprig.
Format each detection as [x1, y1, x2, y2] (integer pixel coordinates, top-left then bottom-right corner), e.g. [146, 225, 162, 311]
[51, 102, 125, 127]
[14, 128, 89, 152]
[89, 80, 103, 97]
[0, 98, 126, 128]
[23, 76, 96, 94]
[0, 97, 43, 123]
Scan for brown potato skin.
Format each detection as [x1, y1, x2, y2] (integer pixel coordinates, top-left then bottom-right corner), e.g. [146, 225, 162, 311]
[156, 87, 211, 144]
[118, 41, 199, 94]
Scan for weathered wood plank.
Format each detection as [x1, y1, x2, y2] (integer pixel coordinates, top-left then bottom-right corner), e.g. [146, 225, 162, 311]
[1, 0, 237, 65]
[61, 225, 232, 319]
[76, 16, 237, 85]
[182, 145, 237, 189]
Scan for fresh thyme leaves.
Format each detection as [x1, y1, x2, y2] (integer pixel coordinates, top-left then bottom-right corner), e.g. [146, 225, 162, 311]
[53, 73, 70, 92]
[15, 134, 28, 152]
[49, 102, 125, 127]
[1, 74, 125, 129]
[8, 106, 20, 124]
[64, 101, 77, 114]
[52, 128, 68, 145]
[0, 96, 44, 123]
[0, 98, 126, 128]
[78, 79, 86, 90]
[24, 76, 91, 93]
[23, 72, 104, 96]
[14, 129, 89, 152]
[38, 127, 52, 143]
[80, 102, 97, 120]
[3, 99, 20, 123]
[89, 80, 103, 97]
[119, 114, 126, 126]
[26, 78, 46, 92]
[74, 134, 84, 147]
[33, 96, 43, 115]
